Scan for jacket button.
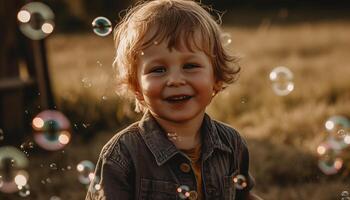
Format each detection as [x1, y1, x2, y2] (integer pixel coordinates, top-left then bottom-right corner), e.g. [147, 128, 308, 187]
[179, 163, 191, 173]
[188, 190, 198, 200]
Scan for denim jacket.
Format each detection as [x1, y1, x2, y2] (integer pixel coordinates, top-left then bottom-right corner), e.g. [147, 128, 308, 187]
[86, 111, 254, 200]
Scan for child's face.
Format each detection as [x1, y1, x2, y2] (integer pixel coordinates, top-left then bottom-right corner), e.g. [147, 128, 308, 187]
[135, 32, 220, 123]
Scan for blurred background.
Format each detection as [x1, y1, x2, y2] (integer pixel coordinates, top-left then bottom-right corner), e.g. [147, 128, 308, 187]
[1, 0, 350, 199]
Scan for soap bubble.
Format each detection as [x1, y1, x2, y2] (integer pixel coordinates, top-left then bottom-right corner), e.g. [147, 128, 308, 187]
[92, 16, 112, 36]
[341, 191, 349, 196]
[0, 146, 29, 193]
[50, 196, 61, 200]
[177, 185, 191, 199]
[325, 115, 350, 147]
[17, 2, 55, 40]
[221, 32, 232, 47]
[269, 66, 294, 96]
[232, 174, 248, 190]
[81, 77, 92, 88]
[32, 110, 71, 151]
[76, 160, 95, 184]
[317, 138, 343, 175]
[18, 184, 30, 197]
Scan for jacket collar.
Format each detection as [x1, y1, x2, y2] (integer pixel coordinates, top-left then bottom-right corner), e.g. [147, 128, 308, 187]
[138, 110, 232, 166]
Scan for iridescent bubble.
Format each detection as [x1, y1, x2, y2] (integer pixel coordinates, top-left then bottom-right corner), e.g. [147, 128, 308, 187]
[76, 160, 95, 184]
[232, 174, 248, 190]
[341, 191, 349, 197]
[221, 32, 232, 47]
[32, 110, 71, 151]
[177, 185, 191, 199]
[325, 116, 350, 147]
[269, 66, 294, 96]
[49, 163, 57, 170]
[92, 16, 112, 37]
[17, 2, 55, 40]
[18, 184, 30, 197]
[50, 196, 61, 200]
[0, 146, 29, 193]
[81, 77, 92, 88]
[317, 138, 343, 175]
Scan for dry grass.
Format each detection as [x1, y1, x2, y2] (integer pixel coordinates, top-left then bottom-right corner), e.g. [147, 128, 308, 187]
[2, 20, 349, 199]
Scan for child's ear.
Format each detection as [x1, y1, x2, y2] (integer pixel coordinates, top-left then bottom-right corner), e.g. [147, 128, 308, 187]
[213, 81, 223, 94]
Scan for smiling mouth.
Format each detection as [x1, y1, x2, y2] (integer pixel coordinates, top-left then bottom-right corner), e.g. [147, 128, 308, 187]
[165, 95, 192, 102]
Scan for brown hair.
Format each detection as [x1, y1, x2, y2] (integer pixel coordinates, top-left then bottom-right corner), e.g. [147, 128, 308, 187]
[113, 0, 240, 112]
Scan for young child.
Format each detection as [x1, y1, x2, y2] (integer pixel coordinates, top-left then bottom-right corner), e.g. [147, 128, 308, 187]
[86, 0, 262, 199]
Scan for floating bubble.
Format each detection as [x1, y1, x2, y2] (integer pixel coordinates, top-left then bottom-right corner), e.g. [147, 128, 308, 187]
[325, 116, 350, 147]
[0, 146, 29, 193]
[50, 196, 61, 200]
[17, 2, 55, 40]
[32, 110, 71, 151]
[177, 185, 191, 199]
[269, 66, 294, 96]
[81, 77, 93, 88]
[18, 184, 30, 197]
[317, 138, 344, 175]
[232, 174, 248, 190]
[49, 163, 57, 170]
[342, 191, 349, 196]
[76, 160, 95, 185]
[92, 16, 112, 37]
[221, 32, 232, 47]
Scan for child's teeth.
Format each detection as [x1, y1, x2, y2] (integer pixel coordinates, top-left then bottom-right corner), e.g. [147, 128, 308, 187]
[169, 96, 189, 100]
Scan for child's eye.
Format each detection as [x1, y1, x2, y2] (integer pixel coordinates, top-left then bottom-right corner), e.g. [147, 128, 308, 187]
[183, 63, 200, 69]
[150, 66, 166, 73]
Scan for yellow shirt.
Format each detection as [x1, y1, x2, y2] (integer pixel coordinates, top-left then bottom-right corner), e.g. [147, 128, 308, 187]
[181, 142, 202, 200]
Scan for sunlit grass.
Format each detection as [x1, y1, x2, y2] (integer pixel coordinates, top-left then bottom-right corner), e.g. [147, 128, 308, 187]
[44, 21, 350, 199]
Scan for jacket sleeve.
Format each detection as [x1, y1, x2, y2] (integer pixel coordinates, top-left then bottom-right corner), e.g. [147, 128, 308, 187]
[85, 141, 134, 200]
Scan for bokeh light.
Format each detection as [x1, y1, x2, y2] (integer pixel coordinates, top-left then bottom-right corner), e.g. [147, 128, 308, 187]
[76, 160, 95, 185]
[17, 2, 55, 40]
[32, 110, 71, 151]
[221, 32, 232, 47]
[324, 115, 350, 145]
[269, 66, 294, 96]
[317, 138, 344, 175]
[18, 184, 30, 197]
[232, 174, 248, 190]
[0, 146, 29, 193]
[91, 16, 112, 36]
[81, 77, 93, 88]
[17, 10, 31, 23]
[177, 185, 191, 199]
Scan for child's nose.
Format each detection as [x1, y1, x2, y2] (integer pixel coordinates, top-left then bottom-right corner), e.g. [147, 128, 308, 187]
[166, 72, 186, 87]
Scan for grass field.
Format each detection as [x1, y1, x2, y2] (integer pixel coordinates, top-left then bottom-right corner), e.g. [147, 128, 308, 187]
[2, 18, 350, 199]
